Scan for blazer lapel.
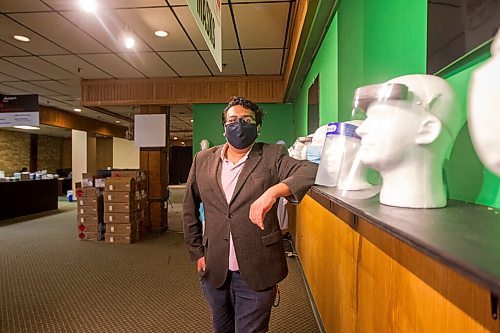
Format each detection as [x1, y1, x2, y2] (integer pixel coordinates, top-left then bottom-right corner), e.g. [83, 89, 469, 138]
[230, 143, 263, 205]
[208, 146, 227, 207]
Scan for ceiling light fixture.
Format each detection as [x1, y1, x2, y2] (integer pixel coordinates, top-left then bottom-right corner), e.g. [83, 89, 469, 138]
[154, 30, 168, 37]
[74, 108, 82, 112]
[80, 0, 97, 12]
[115, 120, 120, 123]
[190, 119, 193, 123]
[125, 36, 135, 49]
[14, 126, 40, 130]
[13, 35, 30, 42]
[173, 136, 178, 140]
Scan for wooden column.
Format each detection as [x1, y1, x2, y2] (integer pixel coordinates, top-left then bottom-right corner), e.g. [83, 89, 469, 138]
[86, 131, 96, 175]
[140, 105, 170, 233]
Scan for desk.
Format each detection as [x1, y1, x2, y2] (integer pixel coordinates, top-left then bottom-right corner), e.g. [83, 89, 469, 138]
[293, 186, 500, 332]
[0, 179, 58, 220]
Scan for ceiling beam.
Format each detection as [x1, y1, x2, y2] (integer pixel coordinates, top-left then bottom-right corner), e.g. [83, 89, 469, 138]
[80, 76, 284, 106]
[39, 105, 126, 138]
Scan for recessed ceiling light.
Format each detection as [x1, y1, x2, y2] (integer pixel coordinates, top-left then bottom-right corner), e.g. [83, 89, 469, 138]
[173, 136, 178, 140]
[74, 108, 82, 112]
[80, 0, 97, 12]
[190, 119, 193, 123]
[115, 120, 120, 123]
[155, 30, 168, 37]
[125, 37, 135, 49]
[13, 35, 30, 42]
[181, 141, 185, 145]
[14, 126, 40, 130]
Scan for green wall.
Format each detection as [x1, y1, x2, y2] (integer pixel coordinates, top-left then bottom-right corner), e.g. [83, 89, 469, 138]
[192, 103, 294, 155]
[293, 15, 339, 137]
[292, 0, 499, 207]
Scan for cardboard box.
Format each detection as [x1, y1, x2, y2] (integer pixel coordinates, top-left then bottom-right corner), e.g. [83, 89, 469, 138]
[76, 187, 101, 198]
[105, 234, 135, 244]
[105, 177, 135, 192]
[78, 206, 99, 215]
[78, 222, 98, 232]
[104, 202, 132, 213]
[104, 192, 135, 204]
[106, 223, 136, 235]
[111, 170, 146, 182]
[94, 178, 105, 188]
[78, 231, 98, 240]
[77, 197, 98, 206]
[77, 214, 98, 225]
[104, 212, 134, 224]
[81, 173, 96, 187]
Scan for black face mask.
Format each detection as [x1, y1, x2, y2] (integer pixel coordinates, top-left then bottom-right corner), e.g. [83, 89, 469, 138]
[225, 118, 258, 149]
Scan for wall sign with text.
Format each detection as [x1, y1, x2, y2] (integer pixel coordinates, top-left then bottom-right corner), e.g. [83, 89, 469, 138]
[187, 0, 222, 72]
[0, 94, 39, 127]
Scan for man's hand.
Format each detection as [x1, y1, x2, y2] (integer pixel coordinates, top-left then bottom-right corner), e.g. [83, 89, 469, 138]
[197, 256, 206, 272]
[249, 191, 276, 230]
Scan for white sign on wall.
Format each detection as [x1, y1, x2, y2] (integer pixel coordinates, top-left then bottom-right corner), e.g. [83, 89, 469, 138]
[0, 94, 39, 127]
[0, 112, 39, 127]
[187, 0, 222, 72]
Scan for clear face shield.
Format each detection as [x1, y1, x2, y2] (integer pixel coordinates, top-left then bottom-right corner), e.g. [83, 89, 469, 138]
[315, 122, 379, 198]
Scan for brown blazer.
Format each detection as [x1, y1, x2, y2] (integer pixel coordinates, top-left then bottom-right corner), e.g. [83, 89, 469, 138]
[182, 143, 318, 291]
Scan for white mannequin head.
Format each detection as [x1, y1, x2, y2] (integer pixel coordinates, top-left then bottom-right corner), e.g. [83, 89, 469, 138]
[468, 29, 500, 176]
[356, 74, 464, 208]
[200, 139, 210, 151]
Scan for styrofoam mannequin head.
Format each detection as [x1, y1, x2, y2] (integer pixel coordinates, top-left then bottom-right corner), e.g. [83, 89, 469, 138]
[468, 30, 500, 176]
[356, 74, 464, 208]
[200, 139, 210, 151]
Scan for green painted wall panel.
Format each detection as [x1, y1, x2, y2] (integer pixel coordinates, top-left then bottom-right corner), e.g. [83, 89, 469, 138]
[192, 103, 294, 155]
[293, 16, 339, 137]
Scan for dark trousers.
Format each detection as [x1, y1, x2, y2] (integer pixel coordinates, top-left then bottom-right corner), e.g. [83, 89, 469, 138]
[201, 271, 276, 333]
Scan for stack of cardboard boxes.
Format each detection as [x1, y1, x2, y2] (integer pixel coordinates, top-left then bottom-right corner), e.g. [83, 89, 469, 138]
[76, 174, 105, 240]
[104, 170, 148, 244]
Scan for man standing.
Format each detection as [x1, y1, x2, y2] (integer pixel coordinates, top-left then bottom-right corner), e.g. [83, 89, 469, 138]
[183, 97, 317, 332]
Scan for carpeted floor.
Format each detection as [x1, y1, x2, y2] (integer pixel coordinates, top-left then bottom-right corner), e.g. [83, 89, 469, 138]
[0, 188, 320, 333]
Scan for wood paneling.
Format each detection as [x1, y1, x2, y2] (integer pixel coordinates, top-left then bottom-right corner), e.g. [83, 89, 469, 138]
[96, 137, 113, 170]
[357, 219, 500, 333]
[296, 195, 500, 333]
[140, 105, 169, 233]
[39, 105, 126, 138]
[296, 195, 359, 332]
[282, 0, 308, 95]
[80, 76, 284, 105]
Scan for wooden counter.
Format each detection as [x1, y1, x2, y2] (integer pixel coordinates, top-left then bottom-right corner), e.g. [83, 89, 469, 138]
[294, 186, 500, 332]
[0, 179, 58, 220]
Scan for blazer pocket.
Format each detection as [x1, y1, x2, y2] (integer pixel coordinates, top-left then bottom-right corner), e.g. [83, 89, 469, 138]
[261, 230, 282, 246]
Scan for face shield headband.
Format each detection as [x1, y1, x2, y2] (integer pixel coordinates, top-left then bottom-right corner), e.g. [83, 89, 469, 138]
[352, 82, 454, 140]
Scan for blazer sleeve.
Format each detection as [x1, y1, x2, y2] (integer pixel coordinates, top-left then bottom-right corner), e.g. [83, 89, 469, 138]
[182, 152, 204, 261]
[276, 145, 318, 204]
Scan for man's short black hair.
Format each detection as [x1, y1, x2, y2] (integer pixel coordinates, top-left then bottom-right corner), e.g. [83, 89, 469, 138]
[222, 96, 264, 127]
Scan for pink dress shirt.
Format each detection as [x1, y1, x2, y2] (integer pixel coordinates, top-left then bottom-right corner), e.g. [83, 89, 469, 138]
[220, 144, 250, 271]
